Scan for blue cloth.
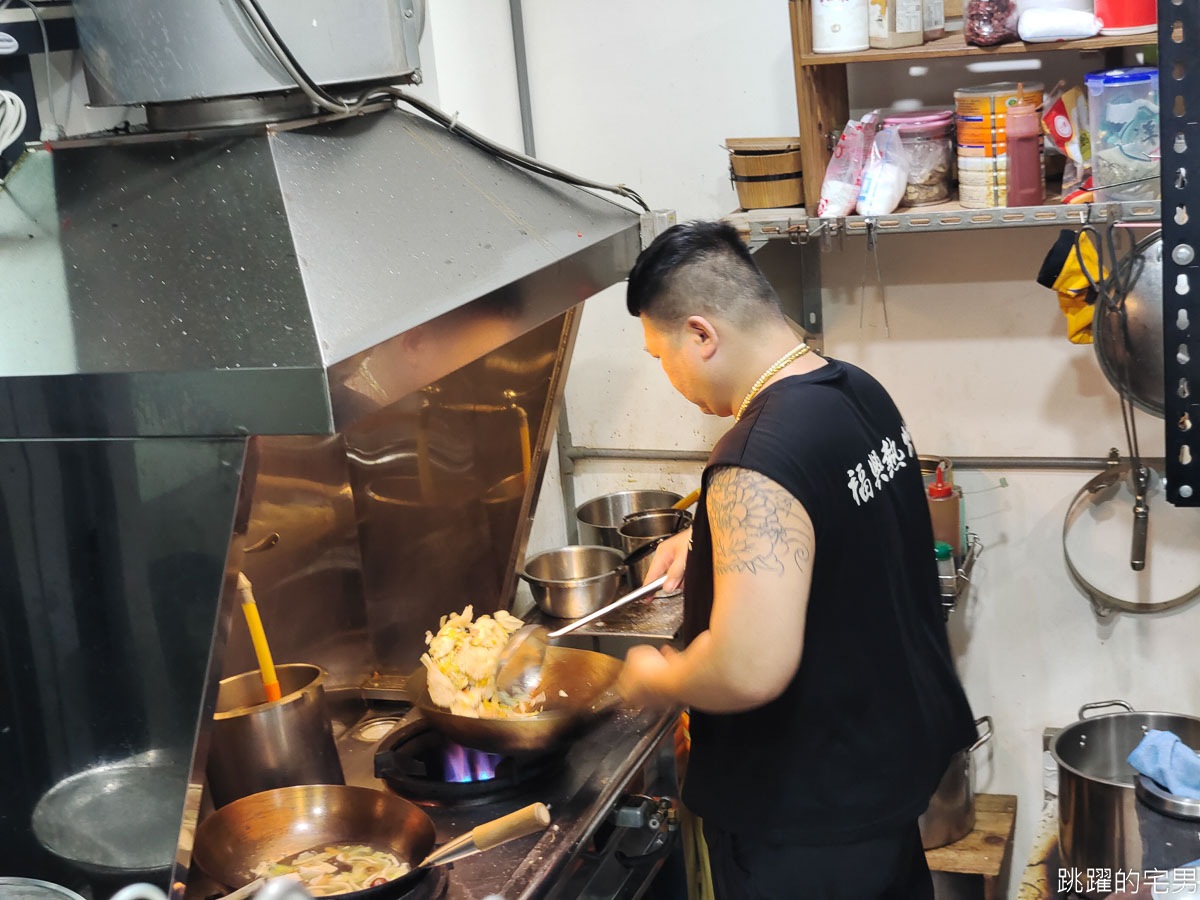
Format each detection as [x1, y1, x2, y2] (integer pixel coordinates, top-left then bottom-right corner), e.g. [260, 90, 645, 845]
[1127, 729, 1200, 800]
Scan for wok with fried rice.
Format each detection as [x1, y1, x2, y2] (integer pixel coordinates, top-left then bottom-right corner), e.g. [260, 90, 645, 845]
[413, 626, 626, 757]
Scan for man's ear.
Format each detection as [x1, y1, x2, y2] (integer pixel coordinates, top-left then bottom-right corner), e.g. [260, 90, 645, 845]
[686, 315, 719, 361]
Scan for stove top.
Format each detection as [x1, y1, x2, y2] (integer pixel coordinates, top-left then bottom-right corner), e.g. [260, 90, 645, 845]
[336, 703, 677, 900]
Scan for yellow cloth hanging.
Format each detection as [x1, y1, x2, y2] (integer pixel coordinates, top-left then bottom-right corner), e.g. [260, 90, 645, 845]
[1039, 229, 1105, 344]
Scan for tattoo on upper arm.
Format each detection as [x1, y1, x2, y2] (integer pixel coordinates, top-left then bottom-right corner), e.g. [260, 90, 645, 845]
[707, 467, 814, 577]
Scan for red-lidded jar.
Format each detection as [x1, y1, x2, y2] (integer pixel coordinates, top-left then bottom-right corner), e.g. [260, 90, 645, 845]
[881, 108, 956, 206]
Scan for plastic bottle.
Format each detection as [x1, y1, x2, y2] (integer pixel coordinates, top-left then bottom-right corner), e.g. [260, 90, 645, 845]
[1005, 86, 1045, 207]
[924, 0, 946, 40]
[934, 541, 957, 592]
[927, 467, 963, 558]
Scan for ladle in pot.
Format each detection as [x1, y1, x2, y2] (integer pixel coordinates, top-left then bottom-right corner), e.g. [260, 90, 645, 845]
[496, 575, 667, 697]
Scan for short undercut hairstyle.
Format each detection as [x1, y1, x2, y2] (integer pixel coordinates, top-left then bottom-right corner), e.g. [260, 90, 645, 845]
[626, 220, 783, 325]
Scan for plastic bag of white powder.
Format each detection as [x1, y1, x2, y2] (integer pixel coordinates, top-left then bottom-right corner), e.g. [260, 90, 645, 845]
[856, 127, 910, 216]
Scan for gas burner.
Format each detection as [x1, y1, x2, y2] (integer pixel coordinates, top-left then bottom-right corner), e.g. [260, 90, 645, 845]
[374, 720, 563, 807]
[397, 864, 448, 900]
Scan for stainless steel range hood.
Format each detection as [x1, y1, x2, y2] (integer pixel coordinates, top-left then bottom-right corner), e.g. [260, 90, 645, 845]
[0, 107, 640, 439]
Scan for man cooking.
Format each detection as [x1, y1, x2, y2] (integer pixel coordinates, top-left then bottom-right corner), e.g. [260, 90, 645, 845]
[615, 221, 978, 900]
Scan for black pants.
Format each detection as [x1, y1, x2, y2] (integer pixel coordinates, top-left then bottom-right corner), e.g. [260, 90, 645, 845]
[703, 820, 934, 900]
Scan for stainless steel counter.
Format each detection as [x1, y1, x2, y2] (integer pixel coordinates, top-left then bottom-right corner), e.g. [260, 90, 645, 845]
[526, 593, 684, 643]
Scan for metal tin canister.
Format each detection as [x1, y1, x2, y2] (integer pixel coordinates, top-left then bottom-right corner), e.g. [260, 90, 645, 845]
[207, 663, 344, 807]
[954, 82, 1044, 161]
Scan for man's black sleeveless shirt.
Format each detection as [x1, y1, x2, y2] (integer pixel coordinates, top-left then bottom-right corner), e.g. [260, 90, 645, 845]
[681, 358, 977, 845]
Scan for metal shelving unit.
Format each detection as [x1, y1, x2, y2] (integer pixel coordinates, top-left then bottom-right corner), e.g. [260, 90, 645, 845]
[727, 199, 1162, 245]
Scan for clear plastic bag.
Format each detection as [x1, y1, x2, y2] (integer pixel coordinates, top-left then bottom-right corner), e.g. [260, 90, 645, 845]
[964, 0, 1019, 45]
[1042, 81, 1092, 194]
[817, 114, 879, 217]
[856, 127, 910, 216]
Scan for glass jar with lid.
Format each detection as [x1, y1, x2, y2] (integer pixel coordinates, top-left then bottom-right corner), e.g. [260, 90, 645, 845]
[881, 108, 956, 206]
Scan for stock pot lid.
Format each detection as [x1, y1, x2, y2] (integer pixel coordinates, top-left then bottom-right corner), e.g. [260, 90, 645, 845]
[1137, 774, 1200, 820]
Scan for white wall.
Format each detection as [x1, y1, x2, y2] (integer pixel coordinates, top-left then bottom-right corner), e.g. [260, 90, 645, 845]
[427, 4, 1197, 895]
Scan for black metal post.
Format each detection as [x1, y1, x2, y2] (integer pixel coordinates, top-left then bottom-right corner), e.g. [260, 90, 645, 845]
[1159, 0, 1200, 505]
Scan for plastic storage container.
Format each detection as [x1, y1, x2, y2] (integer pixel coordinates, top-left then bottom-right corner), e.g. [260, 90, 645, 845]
[1006, 96, 1046, 206]
[1094, 0, 1155, 33]
[882, 108, 956, 206]
[812, 0, 871, 52]
[1086, 68, 1160, 202]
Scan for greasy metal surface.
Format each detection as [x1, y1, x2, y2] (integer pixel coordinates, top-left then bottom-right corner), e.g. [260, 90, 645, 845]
[271, 109, 639, 368]
[0, 109, 638, 439]
[0, 437, 245, 894]
[73, 0, 419, 107]
[193, 784, 436, 895]
[218, 435, 370, 689]
[345, 314, 574, 672]
[334, 702, 678, 900]
[527, 593, 685, 642]
[412, 647, 623, 756]
[0, 142, 332, 438]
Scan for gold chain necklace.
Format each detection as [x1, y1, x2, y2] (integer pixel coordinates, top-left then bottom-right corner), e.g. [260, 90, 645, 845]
[735, 342, 811, 421]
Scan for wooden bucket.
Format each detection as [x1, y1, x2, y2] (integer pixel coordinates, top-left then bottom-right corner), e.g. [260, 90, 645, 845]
[726, 138, 803, 210]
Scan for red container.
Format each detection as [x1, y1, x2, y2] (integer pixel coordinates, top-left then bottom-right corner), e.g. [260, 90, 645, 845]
[1095, 0, 1155, 35]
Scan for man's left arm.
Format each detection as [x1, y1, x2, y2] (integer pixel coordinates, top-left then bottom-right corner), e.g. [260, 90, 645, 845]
[617, 465, 815, 713]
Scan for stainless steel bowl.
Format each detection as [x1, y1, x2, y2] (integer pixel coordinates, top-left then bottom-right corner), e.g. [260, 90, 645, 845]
[520, 546, 626, 618]
[576, 490, 683, 548]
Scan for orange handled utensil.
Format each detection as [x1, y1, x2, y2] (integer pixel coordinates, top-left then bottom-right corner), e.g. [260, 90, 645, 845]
[673, 488, 701, 511]
[237, 572, 281, 702]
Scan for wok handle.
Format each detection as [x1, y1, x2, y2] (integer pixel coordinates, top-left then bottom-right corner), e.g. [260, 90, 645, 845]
[472, 802, 552, 851]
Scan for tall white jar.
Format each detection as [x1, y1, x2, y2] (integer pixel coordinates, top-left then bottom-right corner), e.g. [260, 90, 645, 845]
[812, 0, 871, 53]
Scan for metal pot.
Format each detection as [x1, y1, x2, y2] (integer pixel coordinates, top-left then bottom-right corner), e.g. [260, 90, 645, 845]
[207, 663, 344, 808]
[576, 491, 683, 549]
[919, 716, 992, 849]
[520, 546, 625, 618]
[618, 509, 693, 588]
[1052, 699, 1200, 896]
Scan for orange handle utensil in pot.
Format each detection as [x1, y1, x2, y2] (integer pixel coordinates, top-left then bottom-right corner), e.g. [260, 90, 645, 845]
[673, 488, 701, 511]
[237, 573, 281, 702]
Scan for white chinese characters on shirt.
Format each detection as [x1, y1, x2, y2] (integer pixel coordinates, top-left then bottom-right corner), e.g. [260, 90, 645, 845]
[848, 423, 915, 507]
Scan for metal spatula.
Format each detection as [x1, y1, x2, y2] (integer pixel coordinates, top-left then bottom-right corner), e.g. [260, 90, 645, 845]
[496, 575, 668, 696]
